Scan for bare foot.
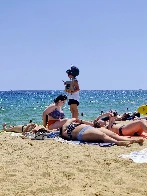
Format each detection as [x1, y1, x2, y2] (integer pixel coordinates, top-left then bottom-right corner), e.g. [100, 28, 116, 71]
[116, 141, 132, 147]
[2, 123, 9, 131]
[130, 138, 144, 145]
[2, 123, 6, 129]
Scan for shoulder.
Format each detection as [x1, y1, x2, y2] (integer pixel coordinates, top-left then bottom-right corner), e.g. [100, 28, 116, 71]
[49, 103, 55, 106]
[73, 78, 78, 81]
[44, 104, 56, 112]
[47, 103, 56, 108]
[73, 79, 79, 84]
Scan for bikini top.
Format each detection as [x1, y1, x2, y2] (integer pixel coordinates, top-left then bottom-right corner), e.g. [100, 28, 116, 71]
[67, 123, 81, 139]
[48, 109, 65, 119]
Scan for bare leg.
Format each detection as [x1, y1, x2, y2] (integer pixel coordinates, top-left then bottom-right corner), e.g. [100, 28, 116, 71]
[99, 128, 144, 145]
[2, 123, 12, 132]
[101, 134, 133, 146]
[70, 104, 79, 118]
[9, 125, 14, 128]
[100, 128, 134, 141]
[122, 120, 147, 135]
[82, 128, 134, 146]
[2, 123, 22, 133]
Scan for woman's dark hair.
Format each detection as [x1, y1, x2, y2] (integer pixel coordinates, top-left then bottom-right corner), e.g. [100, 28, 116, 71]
[122, 113, 131, 121]
[133, 112, 140, 118]
[66, 66, 79, 77]
[59, 127, 70, 140]
[54, 94, 67, 103]
[34, 128, 46, 134]
[93, 120, 101, 128]
[101, 116, 110, 121]
[38, 128, 46, 133]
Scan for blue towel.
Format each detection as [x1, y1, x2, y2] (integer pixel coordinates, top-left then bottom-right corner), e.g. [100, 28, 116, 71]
[46, 131, 60, 138]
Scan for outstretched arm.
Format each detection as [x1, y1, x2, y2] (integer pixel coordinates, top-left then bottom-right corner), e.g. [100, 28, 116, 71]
[107, 115, 116, 130]
[95, 112, 112, 121]
[76, 119, 93, 126]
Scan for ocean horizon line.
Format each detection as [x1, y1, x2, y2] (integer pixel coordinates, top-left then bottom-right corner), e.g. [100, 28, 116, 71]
[0, 89, 145, 92]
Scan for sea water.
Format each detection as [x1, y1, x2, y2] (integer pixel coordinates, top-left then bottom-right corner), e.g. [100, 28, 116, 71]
[0, 90, 147, 130]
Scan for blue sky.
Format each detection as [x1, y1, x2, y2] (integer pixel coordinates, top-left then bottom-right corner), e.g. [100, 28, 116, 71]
[0, 0, 147, 90]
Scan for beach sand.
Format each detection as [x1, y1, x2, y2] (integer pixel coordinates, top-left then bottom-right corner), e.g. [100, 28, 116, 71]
[0, 121, 147, 196]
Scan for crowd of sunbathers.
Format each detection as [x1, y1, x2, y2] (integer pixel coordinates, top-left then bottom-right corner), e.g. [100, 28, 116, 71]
[2, 94, 147, 147]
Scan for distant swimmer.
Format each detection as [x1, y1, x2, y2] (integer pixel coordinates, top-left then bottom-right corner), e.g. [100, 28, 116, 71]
[81, 112, 84, 116]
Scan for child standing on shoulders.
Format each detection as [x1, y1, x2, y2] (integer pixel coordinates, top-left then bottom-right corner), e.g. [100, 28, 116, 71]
[64, 65, 80, 119]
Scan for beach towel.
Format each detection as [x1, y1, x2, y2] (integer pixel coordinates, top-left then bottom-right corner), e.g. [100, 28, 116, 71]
[119, 148, 147, 163]
[0, 130, 115, 147]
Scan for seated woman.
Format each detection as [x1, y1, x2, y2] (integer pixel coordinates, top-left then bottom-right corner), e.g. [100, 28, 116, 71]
[94, 112, 147, 136]
[42, 94, 68, 130]
[60, 118, 144, 146]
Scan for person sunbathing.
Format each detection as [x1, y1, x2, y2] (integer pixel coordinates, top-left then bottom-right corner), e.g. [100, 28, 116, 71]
[2, 123, 33, 133]
[114, 111, 141, 121]
[2, 123, 50, 135]
[60, 118, 144, 146]
[94, 112, 147, 136]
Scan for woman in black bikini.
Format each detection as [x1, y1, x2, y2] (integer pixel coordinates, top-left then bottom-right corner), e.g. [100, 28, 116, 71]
[60, 118, 144, 146]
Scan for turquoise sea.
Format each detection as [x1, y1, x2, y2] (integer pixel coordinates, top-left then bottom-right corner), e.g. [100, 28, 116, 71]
[0, 90, 147, 130]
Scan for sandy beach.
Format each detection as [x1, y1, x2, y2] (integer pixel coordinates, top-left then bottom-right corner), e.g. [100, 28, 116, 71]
[0, 121, 147, 196]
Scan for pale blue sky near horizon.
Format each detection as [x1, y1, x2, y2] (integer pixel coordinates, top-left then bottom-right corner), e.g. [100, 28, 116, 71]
[0, 0, 147, 91]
